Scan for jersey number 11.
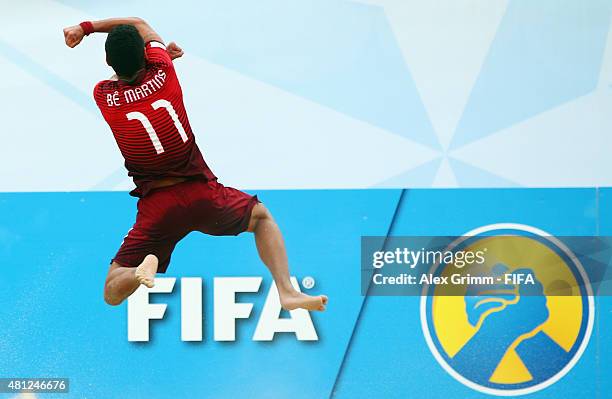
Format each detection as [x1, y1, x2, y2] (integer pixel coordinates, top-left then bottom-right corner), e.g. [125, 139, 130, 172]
[126, 99, 187, 154]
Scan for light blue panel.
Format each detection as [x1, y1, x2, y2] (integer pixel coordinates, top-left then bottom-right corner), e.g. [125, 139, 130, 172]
[449, 158, 520, 187]
[335, 188, 603, 398]
[1, 1, 611, 190]
[0, 39, 97, 115]
[55, 0, 439, 149]
[375, 158, 442, 188]
[451, 0, 612, 149]
[0, 189, 401, 398]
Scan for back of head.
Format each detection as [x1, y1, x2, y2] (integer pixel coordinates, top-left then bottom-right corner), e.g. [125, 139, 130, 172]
[105, 25, 145, 78]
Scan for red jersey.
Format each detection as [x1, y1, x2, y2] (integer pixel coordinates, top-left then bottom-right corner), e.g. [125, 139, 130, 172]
[94, 41, 215, 197]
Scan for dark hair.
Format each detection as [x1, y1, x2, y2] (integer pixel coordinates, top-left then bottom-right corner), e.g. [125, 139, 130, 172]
[105, 25, 145, 78]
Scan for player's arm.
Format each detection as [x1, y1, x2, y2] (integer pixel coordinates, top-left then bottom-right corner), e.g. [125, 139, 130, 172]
[64, 17, 161, 47]
[63, 18, 184, 60]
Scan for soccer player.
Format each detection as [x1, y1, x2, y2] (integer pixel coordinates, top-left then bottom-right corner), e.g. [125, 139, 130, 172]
[63, 18, 327, 311]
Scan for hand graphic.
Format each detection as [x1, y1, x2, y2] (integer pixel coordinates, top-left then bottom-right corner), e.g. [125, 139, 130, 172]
[478, 268, 549, 337]
[464, 264, 515, 327]
[450, 265, 549, 384]
[465, 265, 549, 335]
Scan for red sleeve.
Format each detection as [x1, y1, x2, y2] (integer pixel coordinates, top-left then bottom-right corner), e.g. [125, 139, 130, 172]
[145, 41, 173, 69]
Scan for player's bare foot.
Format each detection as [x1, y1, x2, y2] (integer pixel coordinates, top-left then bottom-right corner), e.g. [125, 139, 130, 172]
[280, 292, 328, 311]
[134, 254, 158, 288]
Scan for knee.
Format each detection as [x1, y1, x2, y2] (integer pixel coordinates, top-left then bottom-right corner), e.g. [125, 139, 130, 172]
[247, 203, 272, 232]
[104, 281, 123, 306]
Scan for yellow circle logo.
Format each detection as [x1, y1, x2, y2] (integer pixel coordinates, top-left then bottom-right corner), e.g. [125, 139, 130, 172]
[421, 224, 594, 396]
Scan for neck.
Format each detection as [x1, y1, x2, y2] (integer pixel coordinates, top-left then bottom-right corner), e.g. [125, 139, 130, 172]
[118, 68, 145, 84]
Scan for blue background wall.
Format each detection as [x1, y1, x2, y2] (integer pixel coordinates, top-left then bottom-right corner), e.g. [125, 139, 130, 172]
[0, 189, 609, 398]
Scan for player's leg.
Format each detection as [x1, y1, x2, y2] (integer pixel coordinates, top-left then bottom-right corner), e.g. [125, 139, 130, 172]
[189, 179, 328, 311]
[104, 186, 187, 306]
[247, 203, 328, 311]
[103, 255, 159, 306]
[104, 262, 139, 306]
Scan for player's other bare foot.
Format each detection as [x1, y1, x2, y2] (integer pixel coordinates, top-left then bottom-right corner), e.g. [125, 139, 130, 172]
[280, 291, 328, 311]
[135, 254, 159, 288]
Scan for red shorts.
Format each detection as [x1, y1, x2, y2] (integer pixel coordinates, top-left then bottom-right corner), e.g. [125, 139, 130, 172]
[112, 179, 259, 273]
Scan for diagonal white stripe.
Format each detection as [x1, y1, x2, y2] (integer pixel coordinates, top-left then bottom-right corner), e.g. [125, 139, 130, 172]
[351, 0, 509, 150]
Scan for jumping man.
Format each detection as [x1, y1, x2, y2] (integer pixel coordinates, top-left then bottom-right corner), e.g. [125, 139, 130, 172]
[62, 17, 327, 311]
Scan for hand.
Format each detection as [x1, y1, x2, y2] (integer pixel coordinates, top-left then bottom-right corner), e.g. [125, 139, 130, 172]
[465, 263, 515, 327]
[467, 267, 549, 337]
[452, 267, 550, 383]
[167, 42, 184, 60]
[63, 25, 85, 48]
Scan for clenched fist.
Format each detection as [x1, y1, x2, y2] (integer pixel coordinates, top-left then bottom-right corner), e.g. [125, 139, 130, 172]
[63, 25, 85, 48]
[167, 42, 184, 60]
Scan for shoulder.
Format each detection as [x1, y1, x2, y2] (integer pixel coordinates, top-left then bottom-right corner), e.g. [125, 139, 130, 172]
[93, 78, 119, 96]
[93, 78, 122, 110]
[145, 41, 173, 69]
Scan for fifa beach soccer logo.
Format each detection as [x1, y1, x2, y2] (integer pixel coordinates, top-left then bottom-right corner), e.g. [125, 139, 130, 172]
[420, 224, 594, 396]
